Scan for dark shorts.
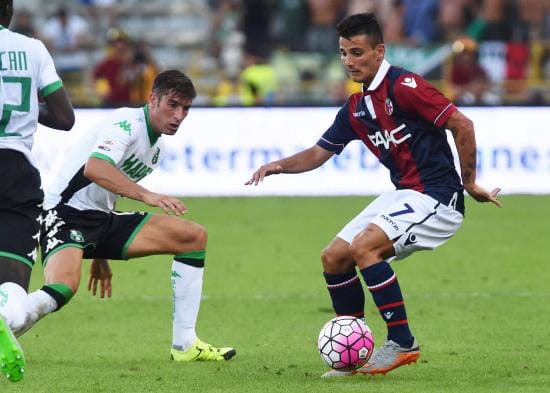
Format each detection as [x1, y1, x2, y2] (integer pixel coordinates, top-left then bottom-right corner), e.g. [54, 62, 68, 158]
[40, 204, 151, 266]
[0, 150, 43, 268]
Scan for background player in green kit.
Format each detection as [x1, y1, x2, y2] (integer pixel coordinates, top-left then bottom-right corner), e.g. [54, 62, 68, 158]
[0, 0, 75, 383]
[20, 70, 236, 363]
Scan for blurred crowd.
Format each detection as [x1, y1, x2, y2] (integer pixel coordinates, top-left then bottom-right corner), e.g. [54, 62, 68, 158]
[10, 0, 550, 106]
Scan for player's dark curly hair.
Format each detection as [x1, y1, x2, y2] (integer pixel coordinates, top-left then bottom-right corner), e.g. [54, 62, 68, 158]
[0, 0, 13, 26]
[152, 70, 197, 100]
[336, 13, 384, 46]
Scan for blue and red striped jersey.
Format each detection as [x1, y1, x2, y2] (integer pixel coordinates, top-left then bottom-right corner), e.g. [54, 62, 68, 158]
[318, 60, 465, 214]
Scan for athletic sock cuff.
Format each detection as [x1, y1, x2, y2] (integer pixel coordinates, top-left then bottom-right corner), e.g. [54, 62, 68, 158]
[174, 250, 206, 268]
[41, 283, 73, 311]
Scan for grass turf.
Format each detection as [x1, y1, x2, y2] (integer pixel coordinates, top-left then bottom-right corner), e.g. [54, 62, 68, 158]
[6, 195, 550, 392]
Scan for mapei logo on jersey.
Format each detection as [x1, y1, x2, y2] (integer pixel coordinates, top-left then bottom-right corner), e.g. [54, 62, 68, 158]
[69, 229, 85, 243]
[115, 120, 132, 135]
[152, 147, 160, 164]
[401, 76, 417, 89]
[384, 97, 394, 115]
[98, 145, 110, 151]
[368, 124, 412, 150]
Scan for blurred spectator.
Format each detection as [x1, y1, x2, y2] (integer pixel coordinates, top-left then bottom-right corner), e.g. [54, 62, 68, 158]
[11, 9, 37, 38]
[382, 0, 407, 44]
[512, 0, 550, 41]
[128, 40, 159, 105]
[93, 28, 132, 106]
[403, 0, 440, 45]
[207, 0, 244, 78]
[40, 5, 93, 74]
[467, 0, 515, 41]
[346, 0, 377, 15]
[305, 0, 346, 55]
[242, 0, 274, 58]
[80, 0, 120, 38]
[239, 48, 279, 106]
[449, 37, 500, 105]
[439, 0, 479, 42]
[272, 0, 309, 51]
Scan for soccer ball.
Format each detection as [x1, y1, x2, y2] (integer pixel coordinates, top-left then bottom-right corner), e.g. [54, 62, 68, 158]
[317, 316, 374, 371]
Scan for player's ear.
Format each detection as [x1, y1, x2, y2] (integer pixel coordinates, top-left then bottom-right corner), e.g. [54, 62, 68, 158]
[375, 44, 385, 62]
[149, 92, 157, 106]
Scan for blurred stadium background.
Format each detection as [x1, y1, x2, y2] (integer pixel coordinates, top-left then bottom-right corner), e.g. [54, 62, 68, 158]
[12, 0, 550, 107]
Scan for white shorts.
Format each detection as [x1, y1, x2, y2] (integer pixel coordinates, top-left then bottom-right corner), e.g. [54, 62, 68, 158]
[337, 189, 464, 261]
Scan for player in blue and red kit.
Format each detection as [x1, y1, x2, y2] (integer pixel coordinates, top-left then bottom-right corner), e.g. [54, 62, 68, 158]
[246, 13, 501, 377]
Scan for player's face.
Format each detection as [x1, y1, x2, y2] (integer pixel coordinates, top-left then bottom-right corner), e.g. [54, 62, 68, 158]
[149, 91, 192, 135]
[339, 34, 385, 84]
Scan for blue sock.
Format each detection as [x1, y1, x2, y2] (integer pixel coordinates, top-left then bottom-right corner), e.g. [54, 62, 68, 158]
[360, 261, 413, 347]
[323, 270, 365, 318]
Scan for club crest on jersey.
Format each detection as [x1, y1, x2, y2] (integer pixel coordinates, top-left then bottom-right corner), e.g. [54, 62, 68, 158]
[69, 230, 85, 243]
[385, 97, 394, 115]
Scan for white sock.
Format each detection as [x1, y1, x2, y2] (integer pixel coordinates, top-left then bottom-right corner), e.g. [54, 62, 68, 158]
[0, 282, 29, 331]
[14, 290, 58, 338]
[171, 261, 204, 350]
[28, 290, 58, 320]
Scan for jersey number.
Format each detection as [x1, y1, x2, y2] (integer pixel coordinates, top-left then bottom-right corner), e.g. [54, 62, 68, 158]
[389, 203, 414, 217]
[0, 76, 31, 137]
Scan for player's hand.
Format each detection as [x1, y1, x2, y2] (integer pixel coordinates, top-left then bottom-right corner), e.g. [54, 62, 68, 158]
[245, 163, 284, 185]
[143, 192, 187, 215]
[464, 184, 502, 207]
[88, 258, 113, 298]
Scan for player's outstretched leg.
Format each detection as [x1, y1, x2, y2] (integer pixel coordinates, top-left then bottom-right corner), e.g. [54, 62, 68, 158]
[359, 338, 420, 375]
[0, 315, 25, 382]
[170, 338, 236, 362]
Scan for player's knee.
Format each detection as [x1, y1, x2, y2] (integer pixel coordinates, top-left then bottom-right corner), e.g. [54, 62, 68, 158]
[349, 239, 378, 264]
[189, 223, 207, 250]
[321, 246, 353, 273]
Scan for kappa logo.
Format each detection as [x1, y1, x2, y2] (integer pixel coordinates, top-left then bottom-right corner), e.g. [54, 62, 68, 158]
[115, 120, 132, 134]
[383, 311, 394, 320]
[401, 76, 417, 89]
[404, 232, 418, 246]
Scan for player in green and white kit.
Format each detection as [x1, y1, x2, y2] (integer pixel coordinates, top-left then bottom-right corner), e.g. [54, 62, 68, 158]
[22, 70, 235, 363]
[0, 0, 74, 383]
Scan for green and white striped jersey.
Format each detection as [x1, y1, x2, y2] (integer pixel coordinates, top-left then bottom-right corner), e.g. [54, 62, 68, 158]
[0, 25, 62, 165]
[44, 106, 164, 212]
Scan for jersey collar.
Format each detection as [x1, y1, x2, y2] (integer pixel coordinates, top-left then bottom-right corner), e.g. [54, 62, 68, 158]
[143, 105, 160, 146]
[363, 59, 391, 92]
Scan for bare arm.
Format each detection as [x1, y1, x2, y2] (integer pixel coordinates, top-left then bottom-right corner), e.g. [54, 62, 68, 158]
[84, 157, 187, 215]
[245, 144, 335, 186]
[446, 110, 501, 206]
[39, 87, 75, 130]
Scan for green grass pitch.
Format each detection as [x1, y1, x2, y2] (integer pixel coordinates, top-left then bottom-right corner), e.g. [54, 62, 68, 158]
[7, 195, 550, 392]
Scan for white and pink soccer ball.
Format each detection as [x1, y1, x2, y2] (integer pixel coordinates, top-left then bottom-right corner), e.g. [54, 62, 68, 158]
[317, 316, 375, 371]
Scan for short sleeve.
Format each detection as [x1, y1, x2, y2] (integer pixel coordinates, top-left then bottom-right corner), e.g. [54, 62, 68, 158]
[36, 39, 62, 97]
[393, 74, 457, 128]
[316, 101, 359, 154]
[89, 111, 135, 165]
